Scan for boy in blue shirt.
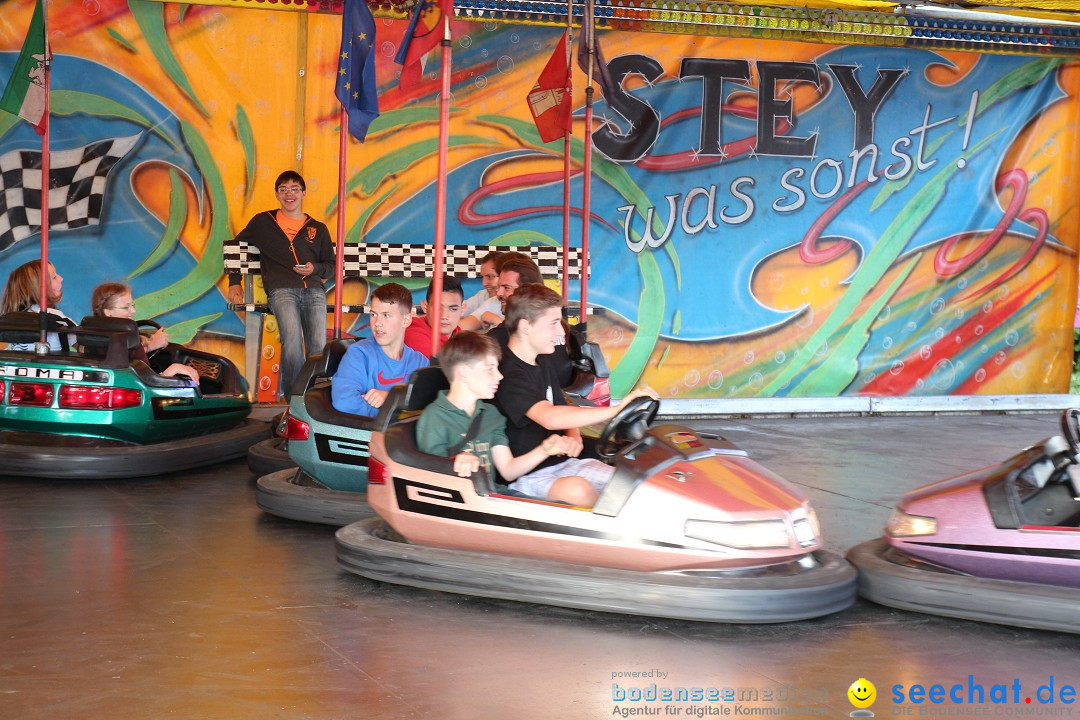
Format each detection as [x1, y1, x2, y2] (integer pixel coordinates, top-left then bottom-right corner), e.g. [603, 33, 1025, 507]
[332, 282, 428, 417]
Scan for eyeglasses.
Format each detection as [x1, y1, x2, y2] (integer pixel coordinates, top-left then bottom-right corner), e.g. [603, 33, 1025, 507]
[110, 303, 136, 311]
[276, 185, 304, 195]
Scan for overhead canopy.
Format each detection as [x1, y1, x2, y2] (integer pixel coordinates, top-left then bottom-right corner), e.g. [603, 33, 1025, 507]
[146, 0, 1080, 55]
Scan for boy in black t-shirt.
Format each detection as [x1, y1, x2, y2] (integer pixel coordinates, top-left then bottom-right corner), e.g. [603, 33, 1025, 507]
[493, 284, 658, 507]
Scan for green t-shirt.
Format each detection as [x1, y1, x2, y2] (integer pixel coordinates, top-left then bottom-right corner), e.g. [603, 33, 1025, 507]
[415, 390, 510, 478]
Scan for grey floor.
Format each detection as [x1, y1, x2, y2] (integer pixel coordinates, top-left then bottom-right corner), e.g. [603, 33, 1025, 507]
[3, 412, 1079, 719]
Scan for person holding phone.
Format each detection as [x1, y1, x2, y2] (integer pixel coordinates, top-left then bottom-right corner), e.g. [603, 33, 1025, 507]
[226, 170, 335, 399]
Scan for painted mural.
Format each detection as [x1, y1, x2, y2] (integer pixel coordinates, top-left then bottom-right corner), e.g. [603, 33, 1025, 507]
[1, 0, 1077, 399]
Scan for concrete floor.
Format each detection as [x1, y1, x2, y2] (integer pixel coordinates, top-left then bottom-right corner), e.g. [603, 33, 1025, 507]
[2, 412, 1079, 719]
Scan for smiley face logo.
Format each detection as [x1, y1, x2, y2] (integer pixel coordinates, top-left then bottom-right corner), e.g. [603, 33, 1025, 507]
[848, 678, 876, 709]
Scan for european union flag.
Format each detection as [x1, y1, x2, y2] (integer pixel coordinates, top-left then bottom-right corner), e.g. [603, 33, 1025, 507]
[336, 0, 380, 142]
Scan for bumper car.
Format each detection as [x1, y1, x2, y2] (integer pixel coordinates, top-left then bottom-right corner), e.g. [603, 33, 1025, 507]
[0, 312, 266, 479]
[849, 409, 1080, 633]
[559, 322, 612, 408]
[255, 329, 611, 526]
[334, 367, 856, 623]
[254, 339, 381, 526]
[246, 413, 292, 476]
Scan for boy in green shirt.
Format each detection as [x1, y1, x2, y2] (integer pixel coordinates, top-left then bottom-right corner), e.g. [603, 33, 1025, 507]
[415, 332, 582, 500]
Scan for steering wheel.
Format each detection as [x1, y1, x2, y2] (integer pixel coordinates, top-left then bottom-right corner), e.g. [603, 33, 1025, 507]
[596, 396, 660, 458]
[136, 319, 170, 358]
[1061, 408, 1080, 455]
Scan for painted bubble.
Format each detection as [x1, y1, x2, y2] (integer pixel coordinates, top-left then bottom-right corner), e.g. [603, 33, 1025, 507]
[930, 359, 955, 390]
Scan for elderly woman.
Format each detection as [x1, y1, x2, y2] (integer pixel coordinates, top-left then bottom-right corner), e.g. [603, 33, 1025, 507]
[1, 260, 75, 351]
[90, 282, 199, 383]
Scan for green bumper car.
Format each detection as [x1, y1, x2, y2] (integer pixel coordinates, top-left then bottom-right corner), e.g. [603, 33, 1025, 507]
[0, 313, 267, 479]
[254, 339, 380, 526]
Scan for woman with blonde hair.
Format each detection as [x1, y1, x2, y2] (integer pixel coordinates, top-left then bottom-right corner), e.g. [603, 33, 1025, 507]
[1, 260, 74, 351]
[90, 282, 199, 383]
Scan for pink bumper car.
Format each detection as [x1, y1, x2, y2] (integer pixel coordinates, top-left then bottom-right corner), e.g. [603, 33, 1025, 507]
[335, 368, 855, 622]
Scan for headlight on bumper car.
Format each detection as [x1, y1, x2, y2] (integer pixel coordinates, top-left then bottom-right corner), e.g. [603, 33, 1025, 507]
[685, 519, 791, 549]
[885, 509, 938, 537]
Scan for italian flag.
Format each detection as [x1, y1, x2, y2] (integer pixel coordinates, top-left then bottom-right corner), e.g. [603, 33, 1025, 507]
[0, 0, 49, 135]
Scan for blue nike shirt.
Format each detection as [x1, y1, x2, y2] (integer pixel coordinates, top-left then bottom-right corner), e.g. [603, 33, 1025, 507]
[331, 338, 429, 417]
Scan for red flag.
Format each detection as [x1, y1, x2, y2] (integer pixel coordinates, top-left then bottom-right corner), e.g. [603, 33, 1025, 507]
[526, 34, 572, 144]
[395, 0, 452, 89]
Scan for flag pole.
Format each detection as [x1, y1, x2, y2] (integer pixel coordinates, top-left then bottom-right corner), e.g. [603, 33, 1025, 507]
[579, 0, 594, 327]
[37, 0, 51, 349]
[334, 107, 347, 339]
[430, 4, 452, 359]
[560, 2, 572, 306]
[334, 0, 381, 340]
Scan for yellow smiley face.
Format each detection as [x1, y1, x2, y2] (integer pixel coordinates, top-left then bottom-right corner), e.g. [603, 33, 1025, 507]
[848, 678, 876, 709]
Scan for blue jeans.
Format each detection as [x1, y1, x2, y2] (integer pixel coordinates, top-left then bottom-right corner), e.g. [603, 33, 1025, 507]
[268, 287, 327, 398]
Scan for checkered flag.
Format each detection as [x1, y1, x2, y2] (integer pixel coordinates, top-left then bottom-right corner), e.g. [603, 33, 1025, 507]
[0, 134, 140, 252]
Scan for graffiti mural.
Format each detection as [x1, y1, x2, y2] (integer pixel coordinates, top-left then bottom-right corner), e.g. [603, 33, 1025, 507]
[2, 0, 1076, 398]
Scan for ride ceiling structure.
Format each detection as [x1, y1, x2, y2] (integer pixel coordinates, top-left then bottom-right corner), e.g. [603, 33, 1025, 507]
[147, 0, 1080, 55]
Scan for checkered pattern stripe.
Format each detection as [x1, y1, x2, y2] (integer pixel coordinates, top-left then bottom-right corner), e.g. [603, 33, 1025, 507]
[0, 135, 140, 252]
[223, 243, 587, 278]
[227, 303, 598, 315]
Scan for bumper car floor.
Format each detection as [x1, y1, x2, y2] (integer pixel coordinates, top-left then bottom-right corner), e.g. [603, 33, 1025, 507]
[2, 411, 1079, 719]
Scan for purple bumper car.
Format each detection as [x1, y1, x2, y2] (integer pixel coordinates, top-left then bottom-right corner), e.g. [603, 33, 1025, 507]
[848, 409, 1080, 633]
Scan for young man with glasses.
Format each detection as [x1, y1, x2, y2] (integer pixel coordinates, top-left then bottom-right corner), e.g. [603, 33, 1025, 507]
[458, 250, 504, 332]
[459, 251, 532, 332]
[227, 170, 334, 399]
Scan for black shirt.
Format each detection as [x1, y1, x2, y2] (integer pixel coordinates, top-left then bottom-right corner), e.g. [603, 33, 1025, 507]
[226, 210, 334, 292]
[493, 346, 567, 470]
[489, 323, 574, 388]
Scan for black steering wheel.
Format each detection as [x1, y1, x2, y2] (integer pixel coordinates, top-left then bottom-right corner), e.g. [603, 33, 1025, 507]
[596, 396, 660, 458]
[136, 319, 169, 359]
[1061, 408, 1080, 455]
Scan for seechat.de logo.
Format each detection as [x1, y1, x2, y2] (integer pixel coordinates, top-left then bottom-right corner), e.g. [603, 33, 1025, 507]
[848, 678, 876, 717]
